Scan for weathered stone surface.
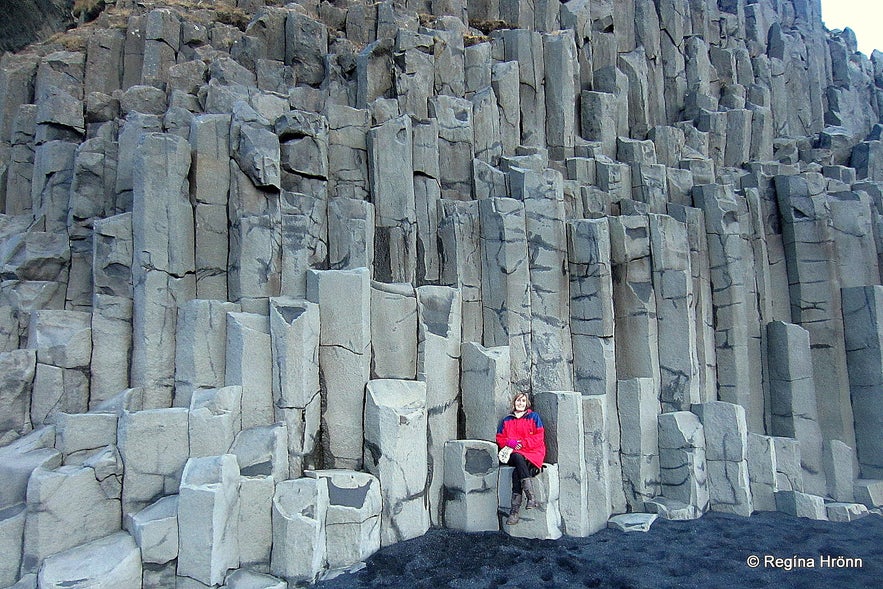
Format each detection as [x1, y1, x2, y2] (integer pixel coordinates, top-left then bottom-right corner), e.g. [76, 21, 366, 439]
[765, 321, 825, 495]
[37, 531, 140, 589]
[237, 475, 274, 571]
[371, 282, 417, 380]
[657, 411, 708, 517]
[442, 440, 498, 533]
[776, 173, 855, 451]
[650, 214, 700, 411]
[0, 349, 36, 440]
[775, 491, 828, 520]
[417, 285, 461, 526]
[0, 429, 61, 510]
[0, 503, 26, 587]
[607, 513, 658, 533]
[617, 378, 660, 510]
[225, 312, 274, 430]
[609, 215, 659, 385]
[479, 197, 531, 393]
[364, 379, 429, 546]
[842, 286, 883, 480]
[307, 269, 370, 470]
[854, 479, 883, 508]
[22, 464, 121, 573]
[535, 391, 589, 536]
[304, 469, 381, 570]
[175, 300, 240, 407]
[177, 455, 240, 587]
[271, 477, 328, 584]
[693, 401, 753, 517]
[128, 495, 178, 565]
[826, 502, 869, 522]
[118, 408, 189, 516]
[460, 342, 510, 441]
[498, 463, 562, 540]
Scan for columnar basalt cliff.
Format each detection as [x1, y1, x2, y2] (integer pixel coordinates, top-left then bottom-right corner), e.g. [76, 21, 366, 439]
[1, 0, 883, 587]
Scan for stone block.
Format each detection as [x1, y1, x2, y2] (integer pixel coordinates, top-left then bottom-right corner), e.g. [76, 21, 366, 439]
[534, 391, 589, 536]
[841, 286, 883, 479]
[26, 310, 91, 369]
[54, 412, 116, 456]
[370, 282, 417, 380]
[224, 569, 287, 589]
[417, 285, 462, 526]
[231, 424, 289, 480]
[22, 465, 121, 573]
[285, 13, 328, 86]
[238, 475, 274, 571]
[823, 440, 856, 502]
[271, 477, 328, 585]
[177, 455, 241, 587]
[327, 198, 374, 272]
[305, 469, 381, 569]
[0, 349, 36, 440]
[607, 513, 658, 532]
[188, 386, 243, 459]
[30, 363, 89, 427]
[36, 532, 140, 589]
[854, 479, 883, 508]
[364, 379, 430, 546]
[826, 502, 869, 522]
[772, 437, 804, 493]
[692, 401, 748, 462]
[443, 440, 499, 533]
[479, 198, 531, 393]
[747, 434, 777, 511]
[775, 491, 828, 520]
[582, 395, 616, 532]
[174, 300, 240, 408]
[460, 342, 510, 441]
[128, 495, 178, 565]
[706, 459, 753, 517]
[89, 295, 132, 407]
[498, 464, 562, 540]
[118, 408, 189, 516]
[308, 269, 371, 470]
[225, 312, 274, 430]
[0, 503, 26, 587]
[0, 430, 62, 510]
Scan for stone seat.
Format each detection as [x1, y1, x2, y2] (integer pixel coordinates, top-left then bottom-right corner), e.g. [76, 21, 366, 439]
[497, 463, 561, 539]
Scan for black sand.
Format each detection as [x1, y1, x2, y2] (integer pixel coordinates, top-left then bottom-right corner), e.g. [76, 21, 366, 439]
[317, 511, 883, 589]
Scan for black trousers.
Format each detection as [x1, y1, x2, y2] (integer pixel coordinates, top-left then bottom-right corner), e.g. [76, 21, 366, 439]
[509, 452, 540, 494]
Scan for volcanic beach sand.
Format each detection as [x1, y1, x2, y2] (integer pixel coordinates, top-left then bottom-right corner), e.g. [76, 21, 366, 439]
[318, 512, 883, 588]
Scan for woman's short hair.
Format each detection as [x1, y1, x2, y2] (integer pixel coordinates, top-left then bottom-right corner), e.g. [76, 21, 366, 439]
[512, 392, 531, 410]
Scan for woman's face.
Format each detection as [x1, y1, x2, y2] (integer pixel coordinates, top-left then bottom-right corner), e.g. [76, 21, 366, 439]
[514, 395, 528, 412]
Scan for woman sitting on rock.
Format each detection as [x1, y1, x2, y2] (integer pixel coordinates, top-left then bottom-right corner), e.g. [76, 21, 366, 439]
[496, 392, 546, 525]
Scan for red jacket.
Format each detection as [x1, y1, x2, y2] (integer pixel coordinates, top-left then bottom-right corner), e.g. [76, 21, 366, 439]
[496, 410, 546, 469]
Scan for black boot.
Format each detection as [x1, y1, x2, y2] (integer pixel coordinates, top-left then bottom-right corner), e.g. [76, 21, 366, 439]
[506, 493, 522, 525]
[522, 478, 540, 509]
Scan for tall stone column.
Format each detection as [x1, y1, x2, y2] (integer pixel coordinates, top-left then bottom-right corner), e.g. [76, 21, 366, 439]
[131, 133, 195, 402]
[416, 286, 461, 526]
[775, 173, 855, 450]
[609, 215, 659, 384]
[649, 214, 700, 411]
[841, 286, 883, 479]
[514, 168, 573, 393]
[479, 197, 532, 393]
[364, 379, 430, 547]
[694, 184, 759, 430]
[269, 298, 321, 478]
[766, 320, 825, 495]
[307, 268, 371, 470]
